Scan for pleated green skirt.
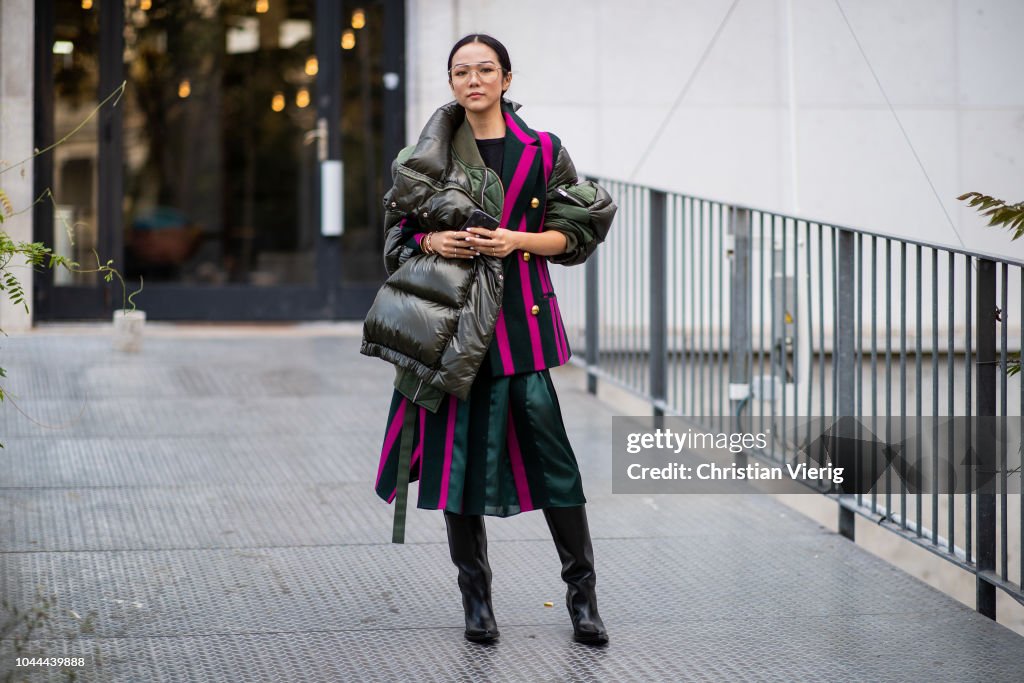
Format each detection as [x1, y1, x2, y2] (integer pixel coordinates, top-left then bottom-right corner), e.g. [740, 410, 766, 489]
[374, 368, 586, 517]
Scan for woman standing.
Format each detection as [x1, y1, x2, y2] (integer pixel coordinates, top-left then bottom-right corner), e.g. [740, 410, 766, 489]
[361, 34, 616, 646]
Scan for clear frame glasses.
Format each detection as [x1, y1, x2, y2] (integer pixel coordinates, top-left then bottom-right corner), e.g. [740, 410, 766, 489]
[448, 62, 504, 84]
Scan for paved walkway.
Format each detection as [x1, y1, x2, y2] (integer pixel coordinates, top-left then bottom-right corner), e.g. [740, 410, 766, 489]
[1, 324, 1021, 682]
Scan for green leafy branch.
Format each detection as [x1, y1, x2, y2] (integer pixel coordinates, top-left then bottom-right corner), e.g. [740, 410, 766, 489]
[958, 192, 1024, 240]
[959, 191, 1024, 376]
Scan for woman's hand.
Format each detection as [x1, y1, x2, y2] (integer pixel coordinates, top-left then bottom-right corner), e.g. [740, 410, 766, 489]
[464, 227, 521, 258]
[427, 230, 477, 259]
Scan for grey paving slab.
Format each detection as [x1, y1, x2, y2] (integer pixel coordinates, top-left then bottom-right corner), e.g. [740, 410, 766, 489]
[1, 329, 1022, 683]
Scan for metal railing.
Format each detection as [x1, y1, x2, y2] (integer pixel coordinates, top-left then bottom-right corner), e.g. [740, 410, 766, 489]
[551, 177, 1024, 619]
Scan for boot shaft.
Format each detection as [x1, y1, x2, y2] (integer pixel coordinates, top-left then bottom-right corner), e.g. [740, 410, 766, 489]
[542, 505, 596, 586]
[443, 511, 493, 592]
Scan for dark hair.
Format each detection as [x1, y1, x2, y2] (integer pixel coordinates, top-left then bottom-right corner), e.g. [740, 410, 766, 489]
[447, 34, 512, 94]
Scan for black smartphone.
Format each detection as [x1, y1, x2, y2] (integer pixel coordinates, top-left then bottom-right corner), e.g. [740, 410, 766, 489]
[459, 208, 501, 231]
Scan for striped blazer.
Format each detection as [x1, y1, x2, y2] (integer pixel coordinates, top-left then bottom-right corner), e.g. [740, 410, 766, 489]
[482, 109, 573, 376]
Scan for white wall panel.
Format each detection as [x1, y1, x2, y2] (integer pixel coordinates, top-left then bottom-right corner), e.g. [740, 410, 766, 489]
[405, 0, 1024, 255]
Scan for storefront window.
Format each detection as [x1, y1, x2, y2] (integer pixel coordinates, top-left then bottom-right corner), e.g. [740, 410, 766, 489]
[121, 0, 317, 285]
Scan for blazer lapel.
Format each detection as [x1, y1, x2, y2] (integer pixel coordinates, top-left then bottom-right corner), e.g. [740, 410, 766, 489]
[500, 106, 542, 228]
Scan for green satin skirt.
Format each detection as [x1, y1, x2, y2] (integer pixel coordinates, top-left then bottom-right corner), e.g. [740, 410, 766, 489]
[375, 368, 587, 517]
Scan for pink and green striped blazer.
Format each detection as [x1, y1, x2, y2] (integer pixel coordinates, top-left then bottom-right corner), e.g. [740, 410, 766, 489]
[481, 107, 574, 376]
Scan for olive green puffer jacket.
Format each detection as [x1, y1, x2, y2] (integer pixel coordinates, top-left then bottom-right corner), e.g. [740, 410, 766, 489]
[360, 100, 615, 402]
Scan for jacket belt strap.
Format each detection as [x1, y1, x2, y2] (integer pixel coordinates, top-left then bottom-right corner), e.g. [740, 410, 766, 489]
[391, 402, 419, 544]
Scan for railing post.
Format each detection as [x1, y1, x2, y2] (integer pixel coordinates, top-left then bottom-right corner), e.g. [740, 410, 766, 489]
[836, 229, 856, 541]
[975, 257, 997, 619]
[585, 235, 599, 395]
[650, 190, 668, 420]
[728, 207, 752, 434]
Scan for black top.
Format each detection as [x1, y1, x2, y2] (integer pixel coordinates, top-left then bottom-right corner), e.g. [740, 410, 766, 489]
[475, 137, 504, 176]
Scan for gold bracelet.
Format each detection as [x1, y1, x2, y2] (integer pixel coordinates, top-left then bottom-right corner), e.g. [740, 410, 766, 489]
[423, 233, 433, 254]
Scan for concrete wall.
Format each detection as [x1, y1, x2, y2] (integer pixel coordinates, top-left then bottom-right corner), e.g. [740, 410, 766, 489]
[405, 0, 1024, 260]
[0, 0, 35, 332]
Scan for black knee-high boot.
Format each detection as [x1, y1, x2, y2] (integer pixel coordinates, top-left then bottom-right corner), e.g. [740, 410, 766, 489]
[543, 505, 609, 644]
[443, 510, 499, 643]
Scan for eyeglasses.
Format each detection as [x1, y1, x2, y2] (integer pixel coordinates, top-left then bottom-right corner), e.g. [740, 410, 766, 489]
[448, 62, 504, 84]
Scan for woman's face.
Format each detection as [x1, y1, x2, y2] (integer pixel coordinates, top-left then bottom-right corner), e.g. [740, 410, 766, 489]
[448, 42, 511, 115]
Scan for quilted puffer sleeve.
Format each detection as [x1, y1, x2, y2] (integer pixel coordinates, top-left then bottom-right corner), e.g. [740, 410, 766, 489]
[543, 146, 617, 266]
